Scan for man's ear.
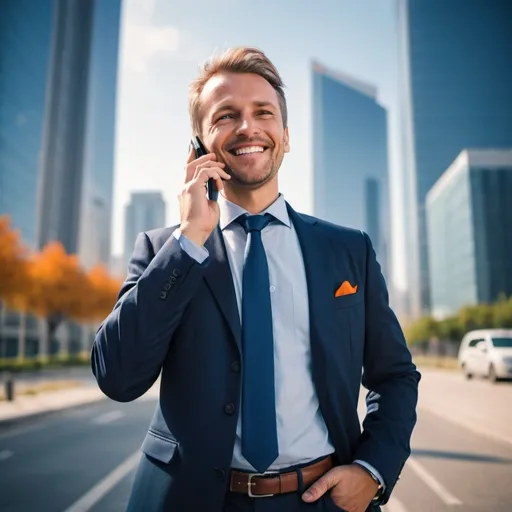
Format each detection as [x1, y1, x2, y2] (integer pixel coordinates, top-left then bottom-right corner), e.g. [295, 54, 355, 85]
[284, 127, 290, 153]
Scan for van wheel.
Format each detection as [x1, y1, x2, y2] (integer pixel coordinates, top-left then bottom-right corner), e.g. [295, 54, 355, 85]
[462, 364, 473, 379]
[489, 364, 499, 383]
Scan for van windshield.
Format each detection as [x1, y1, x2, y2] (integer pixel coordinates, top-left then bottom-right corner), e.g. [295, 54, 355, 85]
[491, 337, 512, 348]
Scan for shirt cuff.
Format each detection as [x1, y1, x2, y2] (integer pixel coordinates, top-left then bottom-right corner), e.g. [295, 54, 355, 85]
[172, 229, 209, 264]
[353, 460, 386, 490]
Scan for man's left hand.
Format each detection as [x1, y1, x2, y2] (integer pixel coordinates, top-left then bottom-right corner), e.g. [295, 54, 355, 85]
[302, 464, 378, 512]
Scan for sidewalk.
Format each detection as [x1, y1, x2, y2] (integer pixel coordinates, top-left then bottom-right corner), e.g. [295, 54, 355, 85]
[0, 384, 106, 425]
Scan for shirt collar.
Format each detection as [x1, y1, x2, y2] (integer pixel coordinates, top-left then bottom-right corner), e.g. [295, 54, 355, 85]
[218, 193, 291, 230]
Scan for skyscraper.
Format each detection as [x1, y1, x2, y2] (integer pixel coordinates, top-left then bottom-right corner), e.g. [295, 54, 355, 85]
[124, 192, 167, 268]
[397, 0, 512, 318]
[36, 0, 122, 269]
[427, 149, 512, 317]
[0, 0, 55, 248]
[312, 61, 389, 278]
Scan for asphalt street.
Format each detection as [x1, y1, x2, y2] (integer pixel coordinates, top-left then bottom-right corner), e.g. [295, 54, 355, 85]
[0, 370, 511, 512]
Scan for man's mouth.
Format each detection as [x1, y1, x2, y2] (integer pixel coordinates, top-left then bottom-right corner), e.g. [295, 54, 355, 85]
[228, 145, 268, 156]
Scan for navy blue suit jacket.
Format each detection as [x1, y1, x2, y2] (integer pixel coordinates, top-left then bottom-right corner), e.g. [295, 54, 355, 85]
[91, 203, 420, 511]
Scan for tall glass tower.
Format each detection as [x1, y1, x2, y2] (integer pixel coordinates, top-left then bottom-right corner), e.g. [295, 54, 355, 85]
[312, 61, 389, 278]
[397, 0, 512, 317]
[0, 0, 55, 247]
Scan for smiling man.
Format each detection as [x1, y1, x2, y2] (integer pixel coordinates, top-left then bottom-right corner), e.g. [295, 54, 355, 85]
[91, 47, 420, 512]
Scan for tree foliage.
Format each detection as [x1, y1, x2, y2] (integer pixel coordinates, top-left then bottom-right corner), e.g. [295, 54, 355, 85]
[0, 216, 122, 330]
[405, 295, 512, 345]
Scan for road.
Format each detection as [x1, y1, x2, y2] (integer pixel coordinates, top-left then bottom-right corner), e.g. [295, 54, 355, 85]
[0, 369, 511, 511]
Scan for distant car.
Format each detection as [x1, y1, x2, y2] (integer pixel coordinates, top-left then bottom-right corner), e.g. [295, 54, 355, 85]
[458, 329, 512, 382]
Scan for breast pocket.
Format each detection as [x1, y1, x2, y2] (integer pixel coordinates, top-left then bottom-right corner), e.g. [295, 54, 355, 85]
[333, 291, 363, 310]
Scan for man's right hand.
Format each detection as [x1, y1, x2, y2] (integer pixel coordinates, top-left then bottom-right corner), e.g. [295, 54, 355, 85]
[178, 145, 231, 247]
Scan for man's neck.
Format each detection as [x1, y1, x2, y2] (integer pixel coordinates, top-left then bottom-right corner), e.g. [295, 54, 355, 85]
[221, 182, 280, 214]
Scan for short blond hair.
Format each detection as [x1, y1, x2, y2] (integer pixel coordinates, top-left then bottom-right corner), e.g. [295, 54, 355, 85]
[189, 47, 287, 135]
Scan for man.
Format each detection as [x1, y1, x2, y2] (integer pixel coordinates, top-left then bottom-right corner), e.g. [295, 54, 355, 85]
[91, 47, 420, 512]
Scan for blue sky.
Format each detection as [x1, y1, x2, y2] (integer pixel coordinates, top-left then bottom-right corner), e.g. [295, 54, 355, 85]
[112, 0, 406, 288]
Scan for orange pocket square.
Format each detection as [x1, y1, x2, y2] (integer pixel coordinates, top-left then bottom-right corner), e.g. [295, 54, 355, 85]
[335, 281, 358, 297]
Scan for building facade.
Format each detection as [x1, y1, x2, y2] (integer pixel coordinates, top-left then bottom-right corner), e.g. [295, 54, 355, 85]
[124, 192, 167, 268]
[397, 0, 512, 317]
[427, 149, 512, 318]
[0, 0, 55, 248]
[37, 0, 122, 269]
[312, 61, 390, 278]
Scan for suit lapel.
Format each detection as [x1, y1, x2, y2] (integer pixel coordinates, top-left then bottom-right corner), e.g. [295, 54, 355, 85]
[286, 203, 353, 439]
[286, 204, 334, 351]
[203, 226, 242, 354]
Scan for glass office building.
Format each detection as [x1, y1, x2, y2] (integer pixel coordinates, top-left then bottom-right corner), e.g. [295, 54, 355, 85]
[37, 0, 122, 269]
[427, 150, 512, 317]
[77, 0, 122, 269]
[0, 0, 55, 247]
[312, 61, 389, 278]
[397, 0, 512, 317]
[124, 192, 167, 269]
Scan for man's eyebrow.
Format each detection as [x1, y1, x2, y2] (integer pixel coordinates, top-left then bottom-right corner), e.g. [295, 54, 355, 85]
[211, 100, 277, 116]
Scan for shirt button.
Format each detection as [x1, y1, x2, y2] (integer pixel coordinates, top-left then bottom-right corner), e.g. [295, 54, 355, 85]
[224, 403, 236, 415]
[231, 360, 241, 373]
[270, 286, 276, 293]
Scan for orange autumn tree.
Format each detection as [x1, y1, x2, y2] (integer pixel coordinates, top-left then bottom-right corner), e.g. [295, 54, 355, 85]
[0, 215, 28, 308]
[86, 265, 122, 321]
[24, 242, 93, 349]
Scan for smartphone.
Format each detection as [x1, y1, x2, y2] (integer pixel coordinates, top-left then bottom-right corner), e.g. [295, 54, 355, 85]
[191, 136, 218, 201]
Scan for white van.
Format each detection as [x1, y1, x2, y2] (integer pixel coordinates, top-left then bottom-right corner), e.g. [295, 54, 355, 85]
[458, 329, 512, 382]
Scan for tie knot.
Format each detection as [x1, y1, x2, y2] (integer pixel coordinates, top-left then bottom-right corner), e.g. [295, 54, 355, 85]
[237, 213, 273, 233]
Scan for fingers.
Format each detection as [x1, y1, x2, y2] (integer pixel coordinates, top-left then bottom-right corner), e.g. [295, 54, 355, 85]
[302, 469, 339, 502]
[185, 152, 218, 183]
[193, 161, 230, 181]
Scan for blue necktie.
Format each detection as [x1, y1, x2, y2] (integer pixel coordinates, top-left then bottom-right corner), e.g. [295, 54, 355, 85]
[237, 213, 279, 473]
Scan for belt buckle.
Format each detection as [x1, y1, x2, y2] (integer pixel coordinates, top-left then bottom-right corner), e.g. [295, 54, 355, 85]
[247, 471, 279, 498]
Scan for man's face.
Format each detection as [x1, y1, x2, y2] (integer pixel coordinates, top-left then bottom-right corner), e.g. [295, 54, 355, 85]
[199, 72, 290, 189]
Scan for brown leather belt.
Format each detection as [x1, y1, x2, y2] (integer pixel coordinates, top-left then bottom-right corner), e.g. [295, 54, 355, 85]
[229, 455, 334, 497]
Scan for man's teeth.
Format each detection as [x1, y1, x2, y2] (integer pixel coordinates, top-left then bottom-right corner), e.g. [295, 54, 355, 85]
[234, 146, 265, 155]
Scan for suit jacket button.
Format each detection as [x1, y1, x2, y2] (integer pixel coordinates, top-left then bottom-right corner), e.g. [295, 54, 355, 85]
[163, 282, 172, 291]
[214, 468, 226, 482]
[224, 403, 235, 415]
[231, 360, 240, 373]
[159, 291, 167, 300]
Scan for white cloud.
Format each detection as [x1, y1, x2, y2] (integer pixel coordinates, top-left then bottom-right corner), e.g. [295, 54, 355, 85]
[120, 0, 180, 74]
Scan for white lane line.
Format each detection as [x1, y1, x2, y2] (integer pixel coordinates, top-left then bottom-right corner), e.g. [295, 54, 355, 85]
[383, 496, 408, 512]
[407, 457, 463, 506]
[63, 450, 140, 512]
[91, 411, 125, 425]
[0, 449, 13, 461]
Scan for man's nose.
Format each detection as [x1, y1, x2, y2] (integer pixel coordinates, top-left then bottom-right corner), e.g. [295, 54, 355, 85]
[235, 116, 259, 137]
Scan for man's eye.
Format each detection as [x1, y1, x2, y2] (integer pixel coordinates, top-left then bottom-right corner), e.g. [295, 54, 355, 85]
[218, 114, 233, 121]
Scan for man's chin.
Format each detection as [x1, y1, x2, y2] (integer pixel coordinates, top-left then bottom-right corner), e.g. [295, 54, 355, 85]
[228, 171, 275, 189]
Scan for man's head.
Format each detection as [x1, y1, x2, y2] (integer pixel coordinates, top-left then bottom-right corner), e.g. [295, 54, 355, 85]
[189, 47, 290, 190]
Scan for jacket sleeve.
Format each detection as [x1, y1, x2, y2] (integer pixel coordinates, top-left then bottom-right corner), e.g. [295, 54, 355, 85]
[352, 232, 421, 505]
[91, 231, 208, 402]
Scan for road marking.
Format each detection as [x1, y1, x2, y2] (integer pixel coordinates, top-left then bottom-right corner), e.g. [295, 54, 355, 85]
[0, 449, 13, 461]
[91, 411, 125, 425]
[419, 404, 512, 448]
[63, 450, 140, 512]
[383, 496, 408, 512]
[407, 456, 463, 506]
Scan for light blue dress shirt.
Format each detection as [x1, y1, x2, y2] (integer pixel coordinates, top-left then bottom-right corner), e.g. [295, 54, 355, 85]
[172, 194, 384, 489]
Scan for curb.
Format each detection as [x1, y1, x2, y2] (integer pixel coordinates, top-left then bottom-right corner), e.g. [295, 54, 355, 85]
[0, 392, 107, 429]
